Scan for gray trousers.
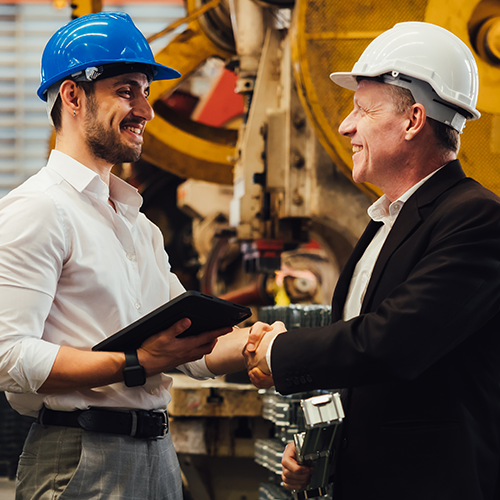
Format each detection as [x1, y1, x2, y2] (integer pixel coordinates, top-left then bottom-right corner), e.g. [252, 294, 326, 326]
[15, 423, 183, 500]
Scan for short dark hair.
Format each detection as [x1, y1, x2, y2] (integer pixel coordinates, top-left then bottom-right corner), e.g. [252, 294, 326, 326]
[384, 84, 460, 154]
[51, 80, 94, 131]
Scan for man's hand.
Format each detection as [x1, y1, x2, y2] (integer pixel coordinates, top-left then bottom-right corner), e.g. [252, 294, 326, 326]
[39, 319, 231, 393]
[282, 442, 313, 491]
[138, 318, 232, 376]
[243, 320, 287, 389]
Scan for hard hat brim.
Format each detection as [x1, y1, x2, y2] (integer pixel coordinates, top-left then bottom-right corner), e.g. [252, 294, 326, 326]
[329, 72, 358, 91]
[37, 61, 181, 102]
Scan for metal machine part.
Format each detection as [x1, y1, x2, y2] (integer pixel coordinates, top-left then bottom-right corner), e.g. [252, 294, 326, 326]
[291, 393, 344, 500]
[70, 0, 500, 283]
[142, 0, 237, 185]
[300, 393, 344, 430]
[254, 306, 337, 500]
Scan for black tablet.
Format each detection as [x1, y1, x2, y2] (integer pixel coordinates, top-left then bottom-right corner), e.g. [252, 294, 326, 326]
[92, 290, 252, 352]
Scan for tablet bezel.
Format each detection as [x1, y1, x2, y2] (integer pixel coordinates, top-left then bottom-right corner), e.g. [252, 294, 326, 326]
[92, 290, 252, 352]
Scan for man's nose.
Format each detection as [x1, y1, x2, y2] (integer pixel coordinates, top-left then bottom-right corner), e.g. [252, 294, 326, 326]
[134, 94, 154, 122]
[338, 110, 355, 136]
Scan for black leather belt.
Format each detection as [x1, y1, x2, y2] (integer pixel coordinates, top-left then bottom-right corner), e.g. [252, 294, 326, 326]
[38, 407, 169, 439]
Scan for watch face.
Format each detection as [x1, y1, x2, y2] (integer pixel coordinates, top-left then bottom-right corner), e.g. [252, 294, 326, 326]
[124, 366, 146, 387]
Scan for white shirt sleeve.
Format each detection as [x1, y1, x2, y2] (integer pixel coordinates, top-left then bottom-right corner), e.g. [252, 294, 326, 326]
[0, 286, 60, 393]
[177, 358, 218, 380]
[266, 335, 276, 374]
[0, 191, 65, 394]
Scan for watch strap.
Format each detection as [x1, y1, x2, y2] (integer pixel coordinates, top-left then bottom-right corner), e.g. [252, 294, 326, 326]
[123, 350, 146, 387]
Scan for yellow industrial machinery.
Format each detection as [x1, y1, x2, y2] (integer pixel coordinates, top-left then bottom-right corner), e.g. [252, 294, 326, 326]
[144, 0, 237, 184]
[292, 0, 500, 198]
[174, 0, 500, 303]
[141, 0, 500, 197]
[62, 0, 500, 304]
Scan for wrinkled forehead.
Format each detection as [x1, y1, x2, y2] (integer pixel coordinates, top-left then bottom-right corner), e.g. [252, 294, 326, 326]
[354, 78, 394, 101]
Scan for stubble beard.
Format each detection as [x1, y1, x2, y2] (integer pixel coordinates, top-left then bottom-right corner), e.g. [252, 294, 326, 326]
[84, 95, 142, 165]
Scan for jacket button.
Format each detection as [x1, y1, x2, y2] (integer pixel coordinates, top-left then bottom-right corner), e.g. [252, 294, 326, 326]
[292, 377, 299, 385]
[305, 375, 313, 382]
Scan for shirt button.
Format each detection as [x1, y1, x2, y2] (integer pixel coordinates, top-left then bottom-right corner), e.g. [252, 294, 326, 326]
[126, 252, 135, 261]
[135, 302, 141, 310]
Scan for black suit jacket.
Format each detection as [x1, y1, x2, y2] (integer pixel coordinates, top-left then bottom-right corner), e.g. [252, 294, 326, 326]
[271, 161, 500, 499]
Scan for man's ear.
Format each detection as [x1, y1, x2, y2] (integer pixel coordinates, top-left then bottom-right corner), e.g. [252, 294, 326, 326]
[59, 80, 84, 118]
[405, 103, 426, 141]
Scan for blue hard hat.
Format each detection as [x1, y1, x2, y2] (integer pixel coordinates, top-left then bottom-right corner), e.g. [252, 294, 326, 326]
[37, 11, 180, 101]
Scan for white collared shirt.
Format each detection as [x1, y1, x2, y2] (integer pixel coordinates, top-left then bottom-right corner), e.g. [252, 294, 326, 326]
[0, 150, 212, 417]
[342, 168, 442, 321]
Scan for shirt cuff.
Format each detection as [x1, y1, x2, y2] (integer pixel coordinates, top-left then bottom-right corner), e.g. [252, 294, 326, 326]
[266, 335, 277, 375]
[177, 356, 219, 380]
[7, 338, 60, 393]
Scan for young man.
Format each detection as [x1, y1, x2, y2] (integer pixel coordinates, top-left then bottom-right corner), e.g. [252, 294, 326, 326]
[245, 22, 500, 500]
[0, 12, 256, 500]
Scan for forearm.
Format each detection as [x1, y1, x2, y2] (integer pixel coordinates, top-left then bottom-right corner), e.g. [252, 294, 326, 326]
[38, 346, 126, 393]
[40, 320, 231, 393]
[205, 327, 250, 375]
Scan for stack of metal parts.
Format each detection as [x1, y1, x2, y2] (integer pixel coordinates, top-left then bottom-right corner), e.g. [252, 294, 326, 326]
[255, 304, 333, 500]
[259, 304, 332, 330]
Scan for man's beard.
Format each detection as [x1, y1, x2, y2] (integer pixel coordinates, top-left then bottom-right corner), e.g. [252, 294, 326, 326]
[84, 95, 142, 165]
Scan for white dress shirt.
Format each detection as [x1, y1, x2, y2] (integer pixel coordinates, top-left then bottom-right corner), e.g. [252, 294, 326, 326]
[0, 150, 213, 417]
[343, 168, 443, 321]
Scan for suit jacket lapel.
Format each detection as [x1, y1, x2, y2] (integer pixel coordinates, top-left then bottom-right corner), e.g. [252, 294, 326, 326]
[360, 197, 421, 314]
[360, 159, 467, 314]
[331, 220, 382, 321]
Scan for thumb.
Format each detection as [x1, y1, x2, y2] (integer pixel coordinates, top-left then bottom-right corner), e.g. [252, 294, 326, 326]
[247, 324, 273, 351]
[169, 318, 191, 337]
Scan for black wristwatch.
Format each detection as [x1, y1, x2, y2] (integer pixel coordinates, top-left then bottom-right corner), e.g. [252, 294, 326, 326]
[123, 350, 146, 387]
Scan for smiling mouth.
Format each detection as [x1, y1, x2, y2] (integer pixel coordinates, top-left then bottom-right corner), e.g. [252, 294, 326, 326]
[352, 145, 363, 153]
[122, 125, 142, 135]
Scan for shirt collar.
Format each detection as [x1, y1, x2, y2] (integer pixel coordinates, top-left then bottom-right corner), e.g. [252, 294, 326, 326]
[367, 166, 445, 228]
[46, 150, 143, 223]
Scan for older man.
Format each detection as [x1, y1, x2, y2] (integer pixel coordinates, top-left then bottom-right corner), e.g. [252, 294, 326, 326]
[245, 22, 500, 500]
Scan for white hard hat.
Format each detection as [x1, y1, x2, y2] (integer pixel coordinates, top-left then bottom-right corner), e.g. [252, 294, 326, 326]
[330, 22, 480, 132]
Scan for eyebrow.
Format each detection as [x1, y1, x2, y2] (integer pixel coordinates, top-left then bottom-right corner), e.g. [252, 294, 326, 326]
[112, 78, 150, 93]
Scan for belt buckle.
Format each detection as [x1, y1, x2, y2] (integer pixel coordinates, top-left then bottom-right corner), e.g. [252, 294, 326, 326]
[157, 410, 168, 438]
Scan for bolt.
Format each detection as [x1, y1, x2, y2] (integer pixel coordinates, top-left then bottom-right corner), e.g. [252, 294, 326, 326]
[292, 192, 304, 206]
[291, 151, 305, 169]
[293, 115, 306, 129]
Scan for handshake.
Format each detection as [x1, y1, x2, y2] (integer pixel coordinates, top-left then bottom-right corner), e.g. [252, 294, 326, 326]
[241, 321, 317, 492]
[241, 320, 287, 389]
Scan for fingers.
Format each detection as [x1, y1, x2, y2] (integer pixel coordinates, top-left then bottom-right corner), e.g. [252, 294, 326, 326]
[281, 442, 313, 491]
[138, 319, 232, 375]
[248, 367, 274, 389]
[170, 317, 192, 337]
[246, 322, 274, 352]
